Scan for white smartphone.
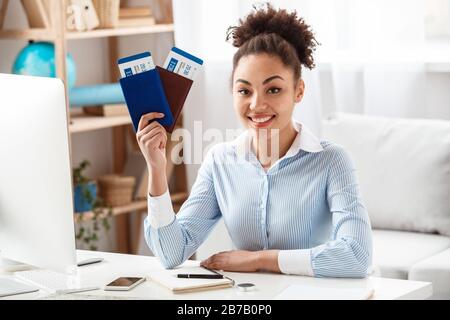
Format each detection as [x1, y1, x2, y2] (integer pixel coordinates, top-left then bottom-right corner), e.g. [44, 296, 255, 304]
[104, 277, 146, 291]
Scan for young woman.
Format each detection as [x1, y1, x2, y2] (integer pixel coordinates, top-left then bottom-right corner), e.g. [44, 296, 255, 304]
[137, 4, 372, 278]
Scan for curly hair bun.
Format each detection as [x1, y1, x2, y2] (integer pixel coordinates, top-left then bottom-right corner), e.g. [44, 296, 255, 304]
[226, 3, 318, 70]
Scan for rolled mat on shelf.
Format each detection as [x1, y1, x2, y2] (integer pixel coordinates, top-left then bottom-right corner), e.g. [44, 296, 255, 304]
[69, 83, 125, 107]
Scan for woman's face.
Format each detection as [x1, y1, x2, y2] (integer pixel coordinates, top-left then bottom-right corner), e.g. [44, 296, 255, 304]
[232, 53, 304, 135]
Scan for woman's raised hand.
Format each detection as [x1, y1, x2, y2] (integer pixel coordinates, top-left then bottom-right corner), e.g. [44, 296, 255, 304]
[136, 112, 168, 171]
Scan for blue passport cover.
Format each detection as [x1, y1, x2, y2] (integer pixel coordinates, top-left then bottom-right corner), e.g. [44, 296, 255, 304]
[119, 68, 174, 132]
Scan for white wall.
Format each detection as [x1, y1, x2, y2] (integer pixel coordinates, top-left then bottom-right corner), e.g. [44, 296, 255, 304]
[425, 73, 450, 119]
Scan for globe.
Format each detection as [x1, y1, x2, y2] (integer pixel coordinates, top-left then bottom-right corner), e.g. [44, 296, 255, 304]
[12, 42, 77, 89]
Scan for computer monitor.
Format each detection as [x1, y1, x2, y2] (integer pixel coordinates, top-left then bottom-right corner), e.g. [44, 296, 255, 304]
[0, 73, 77, 274]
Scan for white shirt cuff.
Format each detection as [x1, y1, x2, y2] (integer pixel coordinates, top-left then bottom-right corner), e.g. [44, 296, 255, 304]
[147, 190, 175, 229]
[278, 249, 314, 277]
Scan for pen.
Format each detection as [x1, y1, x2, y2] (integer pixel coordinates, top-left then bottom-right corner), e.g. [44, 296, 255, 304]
[201, 266, 236, 286]
[177, 274, 224, 279]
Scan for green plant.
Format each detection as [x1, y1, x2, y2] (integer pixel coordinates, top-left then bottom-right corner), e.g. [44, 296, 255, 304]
[73, 160, 112, 251]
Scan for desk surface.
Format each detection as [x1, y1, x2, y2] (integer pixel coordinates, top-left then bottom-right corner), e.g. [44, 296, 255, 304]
[1, 250, 432, 300]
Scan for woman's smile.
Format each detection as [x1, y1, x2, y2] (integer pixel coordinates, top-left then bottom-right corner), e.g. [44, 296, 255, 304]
[247, 114, 276, 128]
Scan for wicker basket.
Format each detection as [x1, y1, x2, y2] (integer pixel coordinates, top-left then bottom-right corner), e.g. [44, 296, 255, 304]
[98, 174, 136, 207]
[92, 0, 120, 28]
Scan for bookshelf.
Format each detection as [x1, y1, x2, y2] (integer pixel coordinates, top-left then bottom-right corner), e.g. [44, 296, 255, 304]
[0, 24, 174, 41]
[0, 0, 188, 254]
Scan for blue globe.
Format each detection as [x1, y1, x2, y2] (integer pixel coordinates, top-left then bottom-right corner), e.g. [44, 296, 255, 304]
[12, 42, 77, 89]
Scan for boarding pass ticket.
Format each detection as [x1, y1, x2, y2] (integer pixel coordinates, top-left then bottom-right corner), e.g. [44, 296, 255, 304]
[163, 47, 203, 80]
[118, 52, 155, 78]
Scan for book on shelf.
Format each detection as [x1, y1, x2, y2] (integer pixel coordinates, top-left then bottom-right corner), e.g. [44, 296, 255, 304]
[83, 104, 129, 117]
[0, 0, 7, 29]
[21, 0, 50, 28]
[119, 6, 153, 19]
[156, 0, 173, 24]
[41, 0, 52, 27]
[117, 16, 156, 28]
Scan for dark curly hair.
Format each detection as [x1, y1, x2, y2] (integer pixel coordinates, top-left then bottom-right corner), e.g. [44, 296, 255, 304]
[226, 3, 318, 85]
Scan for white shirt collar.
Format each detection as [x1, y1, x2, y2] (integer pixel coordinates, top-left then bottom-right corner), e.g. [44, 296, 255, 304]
[288, 120, 324, 155]
[232, 119, 323, 161]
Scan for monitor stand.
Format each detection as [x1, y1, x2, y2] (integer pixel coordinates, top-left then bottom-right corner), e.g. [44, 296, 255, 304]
[0, 257, 34, 274]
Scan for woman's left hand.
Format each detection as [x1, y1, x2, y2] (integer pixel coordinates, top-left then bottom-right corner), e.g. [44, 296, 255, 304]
[200, 250, 260, 272]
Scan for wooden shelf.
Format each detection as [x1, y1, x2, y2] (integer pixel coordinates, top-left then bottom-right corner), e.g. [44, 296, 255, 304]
[0, 28, 54, 41]
[69, 115, 185, 134]
[74, 191, 188, 221]
[66, 24, 174, 40]
[69, 114, 132, 133]
[0, 24, 174, 41]
[75, 200, 145, 222]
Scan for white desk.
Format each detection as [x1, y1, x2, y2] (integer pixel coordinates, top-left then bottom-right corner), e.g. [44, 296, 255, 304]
[0, 250, 432, 300]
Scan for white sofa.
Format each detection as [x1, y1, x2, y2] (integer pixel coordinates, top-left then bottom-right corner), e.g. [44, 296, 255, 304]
[322, 112, 450, 299]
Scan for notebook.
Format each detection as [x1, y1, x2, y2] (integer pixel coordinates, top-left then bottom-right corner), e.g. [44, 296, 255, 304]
[147, 266, 234, 294]
[274, 284, 375, 300]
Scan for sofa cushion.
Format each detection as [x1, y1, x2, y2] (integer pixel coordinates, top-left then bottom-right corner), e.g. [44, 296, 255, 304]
[409, 248, 450, 300]
[322, 112, 450, 236]
[372, 230, 450, 279]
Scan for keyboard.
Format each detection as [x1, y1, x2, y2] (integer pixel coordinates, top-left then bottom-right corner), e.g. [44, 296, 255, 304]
[14, 269, 98, 294]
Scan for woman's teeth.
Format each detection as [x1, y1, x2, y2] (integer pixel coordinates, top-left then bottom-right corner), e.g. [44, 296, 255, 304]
[250, 116, 273, 123]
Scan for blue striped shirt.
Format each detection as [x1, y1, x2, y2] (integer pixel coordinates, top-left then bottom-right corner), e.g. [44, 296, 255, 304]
[144, 121, 373, 278]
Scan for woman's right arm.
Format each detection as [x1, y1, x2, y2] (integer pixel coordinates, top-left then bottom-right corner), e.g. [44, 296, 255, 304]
[136, 112, 169, 197]
[136, 113, 221, 269]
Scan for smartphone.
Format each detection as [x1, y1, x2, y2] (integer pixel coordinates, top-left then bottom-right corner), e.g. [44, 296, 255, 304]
[104, 277, 146, 291]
